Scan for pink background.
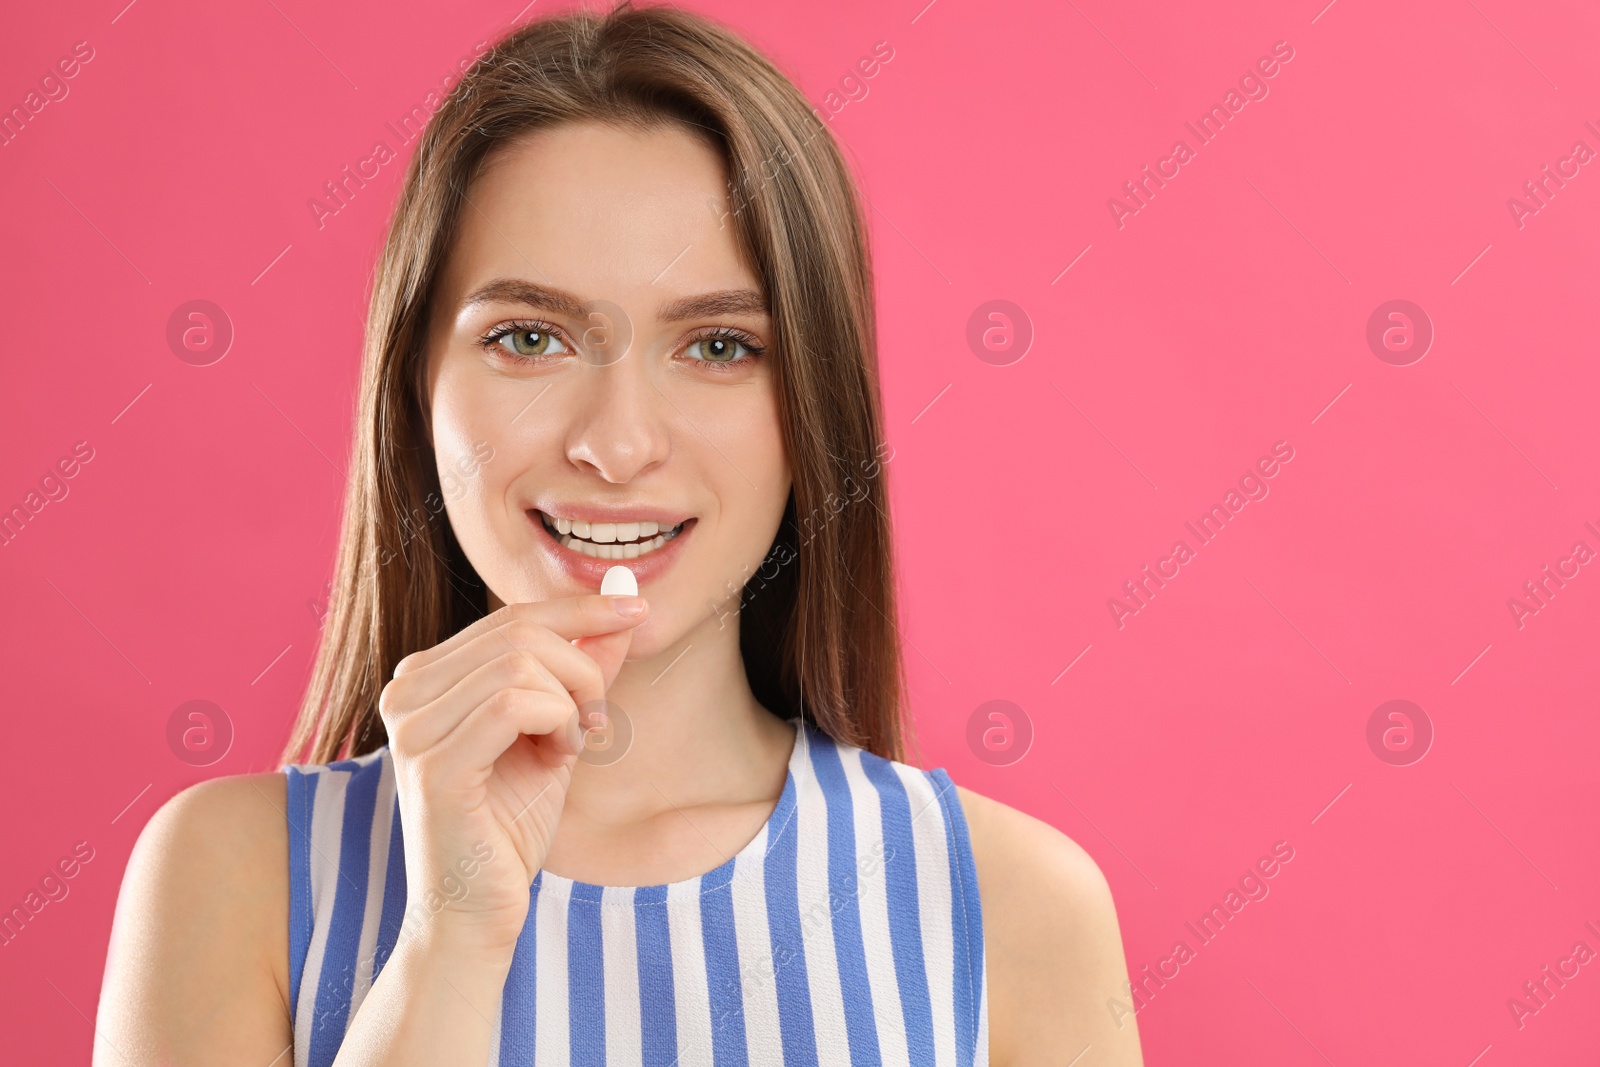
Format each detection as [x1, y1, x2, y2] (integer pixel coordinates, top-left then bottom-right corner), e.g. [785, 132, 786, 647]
[2, 0, 1597, 1061]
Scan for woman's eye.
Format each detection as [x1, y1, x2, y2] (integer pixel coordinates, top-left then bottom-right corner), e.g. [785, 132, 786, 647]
[493, 328, 568, 359]
[686, 335, 755, 363]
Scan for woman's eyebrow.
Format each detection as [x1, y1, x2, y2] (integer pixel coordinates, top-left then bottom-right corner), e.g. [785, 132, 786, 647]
[460, 279, 767, 321]
[459, 279, 587, 318]
[656, 288, 768, 321]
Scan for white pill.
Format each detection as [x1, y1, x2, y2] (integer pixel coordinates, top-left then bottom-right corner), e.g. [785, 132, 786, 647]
[600, 564, 638, 597]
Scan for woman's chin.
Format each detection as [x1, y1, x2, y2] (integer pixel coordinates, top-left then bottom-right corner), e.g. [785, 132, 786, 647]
[617, 614, 692, 665]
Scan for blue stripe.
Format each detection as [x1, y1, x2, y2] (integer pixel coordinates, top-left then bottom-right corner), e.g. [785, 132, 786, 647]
[282, 730, 985, 1063]
[635, 883, 679, 1067]
[569, 881, 608, 1061]
[700, 859, 749, 1066]
[283, 767, 316, 1022]
[764, 731, 819, 1067]
[372, 802, 406, 982]
[808, 735, 883, 1064]
[860, 752, 936, 1064]
[499, 873, 542, 1064]
[931, 767, 982, 1067]
[308, 759, 382, 1066]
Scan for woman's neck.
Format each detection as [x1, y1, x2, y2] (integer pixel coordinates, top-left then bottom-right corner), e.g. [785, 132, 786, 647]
[556, 605, 797, 851]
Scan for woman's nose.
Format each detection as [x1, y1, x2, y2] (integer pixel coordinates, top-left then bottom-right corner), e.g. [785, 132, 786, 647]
[561, 351, 672, 484]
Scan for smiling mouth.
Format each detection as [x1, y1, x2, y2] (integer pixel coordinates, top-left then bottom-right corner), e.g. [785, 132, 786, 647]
[536, 511, 688, 560]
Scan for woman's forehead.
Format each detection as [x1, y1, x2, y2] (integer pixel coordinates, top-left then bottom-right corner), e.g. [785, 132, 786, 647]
[441, 122, 758, 313]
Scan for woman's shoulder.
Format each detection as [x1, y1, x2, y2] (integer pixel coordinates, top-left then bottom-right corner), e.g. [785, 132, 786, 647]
[98, 771, 293, 1058]
[119, 770, 291, 964]
[829, 730, 1107, 897]
[949, 783, 1112, 905]
[948, 782, 1144, 1067]
[150, 768, 291, 829]
[132, 771, 290, 890]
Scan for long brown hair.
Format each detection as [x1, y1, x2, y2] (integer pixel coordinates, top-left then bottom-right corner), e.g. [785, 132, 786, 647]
[280, 1, 909, 768]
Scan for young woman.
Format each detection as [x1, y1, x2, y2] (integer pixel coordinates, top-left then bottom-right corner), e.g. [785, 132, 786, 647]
[96, 4, 1143, 1064]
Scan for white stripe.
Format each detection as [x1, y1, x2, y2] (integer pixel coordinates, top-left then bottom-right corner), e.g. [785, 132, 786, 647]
[973, 960, 990, 1066]
[288, 734, 989, 1066]
[602, 886, 643, 1067]
[349, 754, 397, 1010]
[893, 762, 957, 1067]
[841, 748, 911, 1067]
[732, 832, 785, 1065]
[667, 877, 715, 1065]
[535, 877, 572, 1066]
[486, 994, 504, 1067]
[794, 742, 851, 1067]
[294, 767, 351, 1067]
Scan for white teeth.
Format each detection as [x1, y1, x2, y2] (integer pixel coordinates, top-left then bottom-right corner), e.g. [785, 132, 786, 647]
[544, 509, 685, 565]
[557, 528, 673, 559]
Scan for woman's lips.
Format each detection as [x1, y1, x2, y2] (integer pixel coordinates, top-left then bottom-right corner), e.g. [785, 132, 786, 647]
[527, 509, 695, 588]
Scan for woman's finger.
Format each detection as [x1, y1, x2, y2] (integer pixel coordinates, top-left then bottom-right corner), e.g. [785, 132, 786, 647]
[572, 627, 638, 696]
[389, 620, 607, 732]
[389, 638, 601, 754]
[394, 595, 646, 678]
[431, 688, 583, 777]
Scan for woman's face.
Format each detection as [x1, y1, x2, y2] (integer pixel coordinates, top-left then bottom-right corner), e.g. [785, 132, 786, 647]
[424, 120, 791, 658]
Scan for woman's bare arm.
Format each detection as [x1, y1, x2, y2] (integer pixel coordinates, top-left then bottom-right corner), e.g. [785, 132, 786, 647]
[95, 773, 293, 1066]
[958, 784, 1146, 1067]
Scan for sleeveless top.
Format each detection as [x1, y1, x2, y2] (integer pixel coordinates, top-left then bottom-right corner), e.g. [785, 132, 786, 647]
[281, 719, 989, 1066]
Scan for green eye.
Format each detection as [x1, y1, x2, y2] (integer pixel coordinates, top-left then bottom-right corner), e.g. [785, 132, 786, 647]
[685, 332, 764, 364]
[495, 328, 567, 358]
[694, 337, 740, 361]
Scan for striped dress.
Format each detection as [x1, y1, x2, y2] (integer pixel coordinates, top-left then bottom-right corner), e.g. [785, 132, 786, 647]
[282, 718, 989, 1066]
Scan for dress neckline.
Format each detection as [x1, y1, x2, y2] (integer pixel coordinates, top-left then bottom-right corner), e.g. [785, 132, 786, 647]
[530, 718, 810, 905]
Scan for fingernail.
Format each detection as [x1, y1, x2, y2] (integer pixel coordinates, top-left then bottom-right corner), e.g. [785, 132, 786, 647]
[567, 713, 585, 754]
[611, 596, 645, 617]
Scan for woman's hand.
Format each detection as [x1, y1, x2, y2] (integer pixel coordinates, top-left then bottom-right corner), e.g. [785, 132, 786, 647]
[376, 593, 647, 959]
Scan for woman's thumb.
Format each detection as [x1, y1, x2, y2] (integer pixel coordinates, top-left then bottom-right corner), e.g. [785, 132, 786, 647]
[572, 626, 635, 696]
